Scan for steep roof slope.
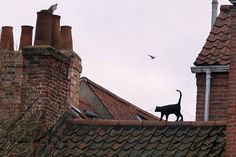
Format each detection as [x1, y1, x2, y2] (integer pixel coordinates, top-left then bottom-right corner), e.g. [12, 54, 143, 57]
[194, 5, 231, 66]
[41, 116, 225, 157]
[80, 77, 158, 120]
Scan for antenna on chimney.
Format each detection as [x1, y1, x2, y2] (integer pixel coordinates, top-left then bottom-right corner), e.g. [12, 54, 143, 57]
[211, 0, 218, 28]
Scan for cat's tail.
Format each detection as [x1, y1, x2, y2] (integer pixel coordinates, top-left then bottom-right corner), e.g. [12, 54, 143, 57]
[176, 90, 182, 106]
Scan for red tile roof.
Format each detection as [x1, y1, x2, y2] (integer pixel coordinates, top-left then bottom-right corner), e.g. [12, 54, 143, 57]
[80, 77, 158, 120]
[194, 5, 231, 66]
[40, 116, 226, 156]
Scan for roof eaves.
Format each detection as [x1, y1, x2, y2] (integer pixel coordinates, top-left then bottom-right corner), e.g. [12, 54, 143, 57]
[191, 65, 229, 73]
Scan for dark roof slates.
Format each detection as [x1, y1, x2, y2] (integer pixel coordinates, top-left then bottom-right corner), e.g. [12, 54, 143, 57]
[78, 141, 88, 150]
[174, 150, 190, 157]
[197, 127, 213, 136]
[45, 120, 226, 157]
[127, 134, 142, 143]
[138, 134, 152, 144]
[107, 147, 121, 157]
[129, 148, 145, 157]
[168, 138, 183, 150]
[71, 147, 84, 156]
[117, 147, 133, 156]
[138, 149, 155, 157]
[96, 148, 110, 157]
[119, 127, 134, 137]
[144, 139, 159, 151]
[149, 135, 162, 144]
[116, 134, 129, 143]
[121, 141, 136, 151]
[111, 140, 126, 151]
[88, 140, 105, 150]
[71, 132, 84, 143]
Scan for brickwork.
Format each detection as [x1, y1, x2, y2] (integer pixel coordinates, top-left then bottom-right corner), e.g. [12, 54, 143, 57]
[22, 46, 71, 129]
[196, 72, 228, 121]
[226, 7, 236, 157]
[0, 51, 23, 118]
[195, 73, 205, 121]
[0, 8, 82, 134]
[66, 51, 82, 108]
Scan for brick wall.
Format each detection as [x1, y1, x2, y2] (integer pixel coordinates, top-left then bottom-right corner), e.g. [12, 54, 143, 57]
[22, 46, 71, 129]
[0, 51, 23, 118]
[196, 72, 228, 121]
[226, 7, 236, 157]
[64, 51, 82, 108]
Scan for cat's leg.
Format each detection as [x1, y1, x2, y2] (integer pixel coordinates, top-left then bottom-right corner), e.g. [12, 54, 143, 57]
[180, 113, 183, 121]
[166, 114, 169, 121]
[176, 114, 179, 121]
[160, 113, 164, 121]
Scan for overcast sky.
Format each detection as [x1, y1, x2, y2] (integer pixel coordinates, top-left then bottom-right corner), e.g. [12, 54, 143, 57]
[0, 0, 231, 120]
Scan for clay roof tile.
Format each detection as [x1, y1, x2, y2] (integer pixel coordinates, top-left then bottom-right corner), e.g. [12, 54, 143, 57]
[194, 5, 231, 66]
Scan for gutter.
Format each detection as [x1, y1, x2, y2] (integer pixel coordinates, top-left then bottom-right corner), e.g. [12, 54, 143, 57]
[191, 65, 229, 121]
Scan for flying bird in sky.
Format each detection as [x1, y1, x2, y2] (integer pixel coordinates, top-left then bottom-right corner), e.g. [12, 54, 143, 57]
[147, 54, 156, 60]
[48, 3, 58, 13]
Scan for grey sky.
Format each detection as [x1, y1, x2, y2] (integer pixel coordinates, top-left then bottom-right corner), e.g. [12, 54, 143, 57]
[0, 0, 231, 120]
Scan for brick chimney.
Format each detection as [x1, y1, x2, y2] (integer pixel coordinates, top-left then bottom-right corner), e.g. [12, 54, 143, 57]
[226, 5, 236, 156]
[19, 25, 33, 50]
[0, 26, 14, 50]
[21, 9, 82, 131]
[22, 46, 71, 131]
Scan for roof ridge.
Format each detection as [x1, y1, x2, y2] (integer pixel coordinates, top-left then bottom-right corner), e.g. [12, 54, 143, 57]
[72, 119, 226, 126]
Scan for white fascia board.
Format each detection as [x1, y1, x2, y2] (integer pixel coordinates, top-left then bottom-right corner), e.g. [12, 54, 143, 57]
[191, 65, 229, 73]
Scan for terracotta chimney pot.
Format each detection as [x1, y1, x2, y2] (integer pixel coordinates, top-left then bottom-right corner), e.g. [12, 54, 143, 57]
[0, 26, 14, 50]
[51, 15, 61, 49]
[60, 26, 73, 51]
[19, 25, 33, 50]
[34, 10, 52, 46]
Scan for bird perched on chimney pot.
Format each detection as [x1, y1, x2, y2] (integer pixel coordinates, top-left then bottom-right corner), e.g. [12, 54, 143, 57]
[48, 3, 58, 13]
[229, 0, 236, 5]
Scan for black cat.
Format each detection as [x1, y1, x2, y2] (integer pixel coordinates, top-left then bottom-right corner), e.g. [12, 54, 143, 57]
[155, 90, 183, 121]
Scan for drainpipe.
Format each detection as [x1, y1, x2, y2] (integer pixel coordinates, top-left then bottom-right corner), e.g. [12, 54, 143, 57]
[211, 0, 218, 27]
[204, 69, 211, 121]
[191, 65, 229, 121]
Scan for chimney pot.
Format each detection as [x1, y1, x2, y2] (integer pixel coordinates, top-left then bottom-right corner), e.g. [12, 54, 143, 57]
[51, 15, 61, 49]
[0, 26, 14, 50]
[34, 10, 52, 46]
[60, 26, 73, 51]
[19, 25, 33, 50]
